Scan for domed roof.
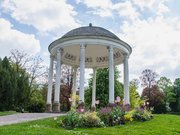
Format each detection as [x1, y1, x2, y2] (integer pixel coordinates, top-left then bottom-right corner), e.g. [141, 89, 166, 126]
[61, 23, 120, 40]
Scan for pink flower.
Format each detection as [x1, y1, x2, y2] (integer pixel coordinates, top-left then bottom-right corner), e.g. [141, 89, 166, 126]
[68, 98, 72, 102]
[80, 108, 84, 112]
[116, 96, 121, 102]
[123, 101, 126, 105]
[95, 100, 99, 105]
[115, 100, 118, 103]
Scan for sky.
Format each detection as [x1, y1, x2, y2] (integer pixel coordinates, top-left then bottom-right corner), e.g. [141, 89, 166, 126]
[0, 0, 180, 92]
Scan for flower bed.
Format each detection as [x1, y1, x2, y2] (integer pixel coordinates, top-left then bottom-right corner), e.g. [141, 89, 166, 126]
[60, 97, 153, 129]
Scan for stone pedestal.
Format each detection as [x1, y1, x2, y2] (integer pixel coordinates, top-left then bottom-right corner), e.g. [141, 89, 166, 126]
[91, 106, 96, 111]
[46, 104, 52, 113]
[53, 103, 60, 113]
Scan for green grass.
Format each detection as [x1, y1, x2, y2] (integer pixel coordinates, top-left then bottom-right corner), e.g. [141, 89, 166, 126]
[0, 114, 180, 135]
[0, 111, 18, 116]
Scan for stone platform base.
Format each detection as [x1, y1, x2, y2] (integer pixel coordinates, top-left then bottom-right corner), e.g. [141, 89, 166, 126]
[46, 104, 52, 113]
[53, 103, 60, 113]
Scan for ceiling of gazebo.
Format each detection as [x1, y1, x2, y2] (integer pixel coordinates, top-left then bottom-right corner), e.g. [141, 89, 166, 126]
[60, 45, 124, 68]
[49, 25, 132, 68]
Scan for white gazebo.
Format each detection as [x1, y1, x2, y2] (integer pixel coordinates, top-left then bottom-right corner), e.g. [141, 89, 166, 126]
[46, 24, 132, 112]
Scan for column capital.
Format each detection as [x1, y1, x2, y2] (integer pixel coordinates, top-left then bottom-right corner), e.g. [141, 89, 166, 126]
[107, 46, 113, 51]
[56, 48, 63, 53]
[73, 66, 78, 70]
[93, 67, 97, 71]
[123, 53, 129, 59]
[50, 54, 54, 59]
[80, 44, 87, 49]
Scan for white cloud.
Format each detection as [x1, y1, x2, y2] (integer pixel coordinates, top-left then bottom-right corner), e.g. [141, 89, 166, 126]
[77, 0, 139, 21]
[132, 0, 170, 15]
[1, 0, 80, 34]
[77, 0, 113, 17]
[112, 1, 140, 21]
[0, 18, 40, 58]
[119, 16, 180, 80]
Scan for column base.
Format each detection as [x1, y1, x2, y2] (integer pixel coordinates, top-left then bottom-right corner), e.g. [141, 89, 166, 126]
[108, 103, 116, 107]
[91, 106, 96, 111]
[46, 104, 52, 112]
[53, 103, 60, 113]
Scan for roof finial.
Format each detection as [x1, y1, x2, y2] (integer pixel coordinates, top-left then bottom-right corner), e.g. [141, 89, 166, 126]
[89, 23, 92, 27]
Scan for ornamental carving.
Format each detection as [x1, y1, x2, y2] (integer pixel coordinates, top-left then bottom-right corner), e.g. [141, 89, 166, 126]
[85, 57, 93, 63]
[64, 53, 76, 61]
[114, 51, 121, 59]
[96, 56, 108, 63]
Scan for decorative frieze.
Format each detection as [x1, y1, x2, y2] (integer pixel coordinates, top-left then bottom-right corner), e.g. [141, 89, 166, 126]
[65, 53, 76, 61]
[96, 56, 108, 63]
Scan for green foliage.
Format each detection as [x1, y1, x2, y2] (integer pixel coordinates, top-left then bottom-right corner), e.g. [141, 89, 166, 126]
[27, 90, 45, 112]
[157, 77, 176, 111]
[0, 57, 31, 111]
[0, 55, 46, 112]
[98, 107, 112, 125]
[98, 103, 129, 126]
[129, 79, 141, 108]
[170, 78, 180, 112]
[60, 111, 80, 128]
[85, 67, 123, 108]
[132, 108, 153, 121]
[125, 108, 153, 122]
[60, 111, 104, 128]
[0, 57, 17, 110]
[141, 85, 166, 113]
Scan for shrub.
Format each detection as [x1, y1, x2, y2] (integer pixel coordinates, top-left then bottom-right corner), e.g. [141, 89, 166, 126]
[153, 103, 167, 114]
[60, 111, 80, 128]
[98, 107, 112, 125]
[60, 110, 104, 128]
[124, 110, 134, 122]
[131, 108, 153, 121]
[98, 104, 128, 126]
[27, 90, 45, 112]
[83, 111, 103, 127]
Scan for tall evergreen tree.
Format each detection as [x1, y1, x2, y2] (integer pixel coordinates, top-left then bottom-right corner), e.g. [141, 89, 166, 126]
[85, 67, 123, 108]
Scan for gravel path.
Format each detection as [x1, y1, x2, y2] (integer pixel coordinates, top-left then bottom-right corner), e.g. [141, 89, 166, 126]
[0, 113, 66, 126]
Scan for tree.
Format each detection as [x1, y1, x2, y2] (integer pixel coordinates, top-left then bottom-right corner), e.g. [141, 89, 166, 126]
[157, 77, 176, 111]
[140, 69, 158, 106]
[170, 78, 180, 112]
[140, 69, 158, 88]
[0, 49, 47, 111]
[141, 85, 166, 113]
[129, 79, 141, 108]
[60, 65, 74, 111]
[85, 67, 124, 108]
[0, 57, 15, 110]
[9, 49, 47, 89]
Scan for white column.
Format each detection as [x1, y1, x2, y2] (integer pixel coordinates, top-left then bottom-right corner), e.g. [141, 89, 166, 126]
[123, 54, 130, 104]
[54, 49, 62, 104]
[91, 68, 97, 107]
[79, 44, 85, 102]
[108, 46, 114, 103]
[47, 55, 54, 105]
[72, 67, 77, 107]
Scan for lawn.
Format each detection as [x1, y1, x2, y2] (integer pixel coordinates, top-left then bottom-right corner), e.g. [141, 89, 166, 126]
[0, 111, 18, 116]
[0, 114, 179, 135]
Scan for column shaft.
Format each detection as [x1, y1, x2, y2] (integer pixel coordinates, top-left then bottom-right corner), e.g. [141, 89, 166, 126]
[124, 54, 130, 104]
[54, 49, 62, 112]
[92, 68, 96, 107]
[72, 67, 77, 108]
[108, 46, 114, 104]
[79, 44, 85, 102]
[46, 55, 54, 112]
